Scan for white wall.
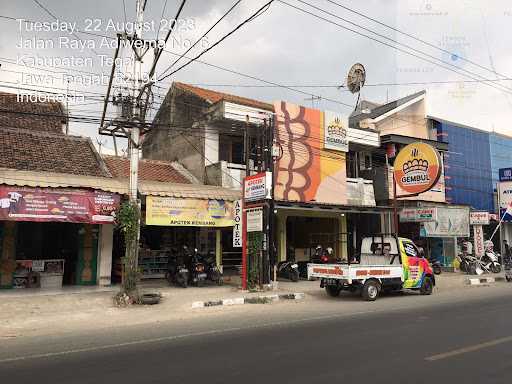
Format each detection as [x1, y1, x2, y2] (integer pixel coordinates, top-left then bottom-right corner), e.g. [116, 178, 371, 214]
[97, 224, 114, 286]
[204, 127, 219, 167]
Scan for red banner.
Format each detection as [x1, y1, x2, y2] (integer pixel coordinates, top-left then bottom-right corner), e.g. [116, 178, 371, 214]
[0, 186, 119, 224]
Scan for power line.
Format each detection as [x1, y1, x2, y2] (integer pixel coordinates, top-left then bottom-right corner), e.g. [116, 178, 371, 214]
[158, 0, 243, 79]
[155, 0, 169, 41]
[158, 1, 275, 81]
[32, 0, 101, 56]
[323, 0, 511, 81]
[278, 0, 512, 96]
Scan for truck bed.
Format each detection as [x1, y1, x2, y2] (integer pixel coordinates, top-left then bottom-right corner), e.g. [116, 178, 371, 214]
[307, 263, 404, 283]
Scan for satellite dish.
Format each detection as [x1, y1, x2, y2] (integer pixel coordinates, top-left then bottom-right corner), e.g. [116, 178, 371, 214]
[346, 63, 366, 94]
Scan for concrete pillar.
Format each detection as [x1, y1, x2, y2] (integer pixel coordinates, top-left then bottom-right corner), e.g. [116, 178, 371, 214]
[338, 215, 348, 260]
[215, 229, 222, 269]
[97, 224, 114, 286]
[276, 212, 287, 262]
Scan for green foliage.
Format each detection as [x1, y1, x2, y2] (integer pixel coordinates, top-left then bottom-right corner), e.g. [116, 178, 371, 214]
[117, 201, 140, 242]
[116, 201, 141, 297]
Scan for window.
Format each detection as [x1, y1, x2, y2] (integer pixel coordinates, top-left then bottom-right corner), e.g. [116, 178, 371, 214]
[219, 135, 244, 164]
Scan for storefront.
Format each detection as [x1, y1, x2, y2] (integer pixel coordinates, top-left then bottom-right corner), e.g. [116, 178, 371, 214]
[399, 205, 470, 267]
[0, 184, 120, 289]
[272, 100, 384, 266]
[119, 181, 241, 280]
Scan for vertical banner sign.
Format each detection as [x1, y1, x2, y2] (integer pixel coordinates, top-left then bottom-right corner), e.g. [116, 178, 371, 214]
[474, 225, 485, 257]
[246, 208, 263, 232]
[233, 200, 242, 247]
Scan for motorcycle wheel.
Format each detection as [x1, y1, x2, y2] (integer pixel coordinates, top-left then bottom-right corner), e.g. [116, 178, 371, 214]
[468, 263, 477, 275]
[506, 275, 512, 282]
[491, 263, 502, 274]
[433, 265, 442, 275]
[460, 261, 468, 272]
[165, 272, 173, 286]
[177, 274, 188, 288]
[289, 269, 299, 282]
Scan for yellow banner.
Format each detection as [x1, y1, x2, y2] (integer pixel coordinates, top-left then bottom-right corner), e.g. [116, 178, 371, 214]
[145, 196, 234, 227]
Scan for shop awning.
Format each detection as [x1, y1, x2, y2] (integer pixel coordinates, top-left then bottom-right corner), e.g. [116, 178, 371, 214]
[139, 180, 241, 201]
[0, 168, 128, 194]
[275, 201, 393, 214]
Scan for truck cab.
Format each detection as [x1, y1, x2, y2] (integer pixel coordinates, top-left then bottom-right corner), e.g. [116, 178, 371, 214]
[307, 235, 435, 301]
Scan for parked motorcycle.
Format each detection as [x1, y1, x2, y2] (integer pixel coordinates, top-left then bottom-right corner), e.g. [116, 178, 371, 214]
[188, 248, 208, 286]
[202, 252, 223, 285]
[419, 247, 442, 275]
[311, 245, 333, 264]
[277, 261, 299, 282]
[166, 250, 189, 288]
[481, 240, 501, 273]
[456, 252, 475, 274]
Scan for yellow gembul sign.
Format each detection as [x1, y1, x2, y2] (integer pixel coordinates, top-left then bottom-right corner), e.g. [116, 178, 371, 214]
[393, 142, 442, 195]
[146, 196, 234, 227]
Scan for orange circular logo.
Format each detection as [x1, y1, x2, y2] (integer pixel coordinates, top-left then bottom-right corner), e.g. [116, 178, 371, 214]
[393, 142, 442, 194]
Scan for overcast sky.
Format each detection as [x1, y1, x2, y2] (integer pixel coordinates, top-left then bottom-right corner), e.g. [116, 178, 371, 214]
[1, 0, 511, 152]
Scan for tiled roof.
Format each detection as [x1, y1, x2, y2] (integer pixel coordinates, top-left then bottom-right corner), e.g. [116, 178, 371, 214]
[0, 126, 111, 177]
[103, 155, 195, 184]
[0, 92, 65, 134]
[174, 82, 274, 111]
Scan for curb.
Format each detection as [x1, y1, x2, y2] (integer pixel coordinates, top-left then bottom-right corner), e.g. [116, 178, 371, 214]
[465, 276, 505, 286]
[191, 292, 305, 309]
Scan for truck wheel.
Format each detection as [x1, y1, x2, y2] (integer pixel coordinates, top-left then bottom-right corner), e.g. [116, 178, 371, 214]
[325, 285, 341, 297]
[362, 280, 380, 301]
[420, 276, 433, 295]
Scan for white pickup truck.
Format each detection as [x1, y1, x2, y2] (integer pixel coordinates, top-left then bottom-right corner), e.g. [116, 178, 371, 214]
[307, 236, 435, 301]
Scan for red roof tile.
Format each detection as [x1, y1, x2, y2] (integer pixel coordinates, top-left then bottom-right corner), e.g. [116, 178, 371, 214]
[174, 82, 273, 111]
[0, 92, 65, 134]
[0, 127, 111, 177]
[103, 156, 193, 184]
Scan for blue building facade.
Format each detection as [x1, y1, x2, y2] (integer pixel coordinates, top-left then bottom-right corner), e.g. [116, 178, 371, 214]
[431, 117, 512, 213]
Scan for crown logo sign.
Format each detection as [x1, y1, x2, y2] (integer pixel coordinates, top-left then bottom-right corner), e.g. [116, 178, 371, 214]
[327, 117, 347, 137]
[403, 159, 429, 174]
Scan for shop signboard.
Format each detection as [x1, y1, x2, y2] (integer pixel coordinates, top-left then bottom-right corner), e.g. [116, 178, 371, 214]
[469, 211, 490, 225]
[393, 142, 442, 195]
[498, 181, 512, 223]
[499, 168, 512, 182]
[422, 206, 470, 237]
[233, 200, 243, 247]
[400, 207, 437, 222]
[146, 197, 234, 227]
[0, 186, 119, 224]
[246, 207, 263, 232]
[273, 101, 347, 205]
[473, 225, 485, 257]
[244, 172, 272, 202]
[324, 111, 349, 152]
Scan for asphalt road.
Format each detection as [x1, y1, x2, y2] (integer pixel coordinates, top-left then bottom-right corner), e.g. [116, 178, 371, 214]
[1, 288, 512, 383]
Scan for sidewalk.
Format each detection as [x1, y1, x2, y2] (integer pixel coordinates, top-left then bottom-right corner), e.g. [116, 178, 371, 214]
[0, 273, 506, 339]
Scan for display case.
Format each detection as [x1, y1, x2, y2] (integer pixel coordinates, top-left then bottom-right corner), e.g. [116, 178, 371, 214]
[138, 249, 169, 279]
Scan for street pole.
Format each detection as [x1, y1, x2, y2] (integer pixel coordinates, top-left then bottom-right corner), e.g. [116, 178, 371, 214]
[242, 115, 250, 290]
[393, 173, 399, 237]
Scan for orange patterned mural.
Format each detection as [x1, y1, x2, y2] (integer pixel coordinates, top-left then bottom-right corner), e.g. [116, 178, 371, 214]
[273, 101, 347, 205]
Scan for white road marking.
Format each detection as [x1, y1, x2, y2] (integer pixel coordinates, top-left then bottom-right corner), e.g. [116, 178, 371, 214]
[0, 310, 377, 364]
[426, 335, 512, 361]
